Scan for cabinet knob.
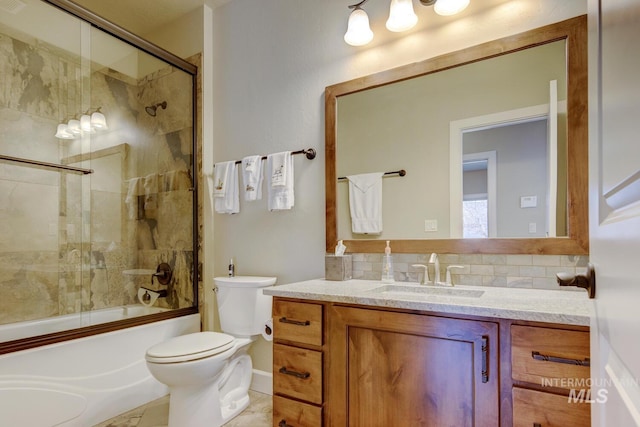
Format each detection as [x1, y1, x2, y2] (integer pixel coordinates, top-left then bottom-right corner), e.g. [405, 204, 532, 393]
[279, 420, 292, 427]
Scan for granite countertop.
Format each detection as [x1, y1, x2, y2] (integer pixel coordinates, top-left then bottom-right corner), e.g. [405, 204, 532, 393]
[263, 279, 592, 326]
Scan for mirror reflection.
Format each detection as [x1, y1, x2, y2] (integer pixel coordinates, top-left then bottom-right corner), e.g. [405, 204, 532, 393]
[336, 40, 567, 240]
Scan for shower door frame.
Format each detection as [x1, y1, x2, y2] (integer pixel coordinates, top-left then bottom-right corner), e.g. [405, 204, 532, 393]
[0, 0, 200, 355]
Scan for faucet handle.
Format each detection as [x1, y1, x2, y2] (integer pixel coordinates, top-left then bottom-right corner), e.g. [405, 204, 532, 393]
[445, 265, 465, 286]
[411, 264, 429, 285]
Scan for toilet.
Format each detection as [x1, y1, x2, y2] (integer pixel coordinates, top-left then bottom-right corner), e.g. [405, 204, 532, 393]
[145, 276, 276, 427]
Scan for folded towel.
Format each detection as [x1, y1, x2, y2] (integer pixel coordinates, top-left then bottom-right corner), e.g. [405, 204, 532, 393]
[347, 172, 384, 234]
[214, 162, 239, 214]
[267, 151, 294, 211]
[213, 161, 234, 198]
[143, 173, 159, 218]
[269, 151, 290, 188]
[241, 155, 264, 201]
[125, 177, 144, 219]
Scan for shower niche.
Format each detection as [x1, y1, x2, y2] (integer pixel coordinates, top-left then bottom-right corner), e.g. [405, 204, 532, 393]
[0, 0, 198, 350]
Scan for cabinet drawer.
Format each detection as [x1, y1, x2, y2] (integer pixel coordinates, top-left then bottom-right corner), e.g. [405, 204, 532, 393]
[511, 325, 590, 387]
[273, 300, 323, 346]
[274, 344, 323, 404]
[273, 395, 322, 427]
[513, 387, 590, 427]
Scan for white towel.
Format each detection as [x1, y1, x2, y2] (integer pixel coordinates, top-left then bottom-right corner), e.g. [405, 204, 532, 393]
[213, 162, 239, 214]
[347, 172, 384, 234]
[125, 177, 144, 219]
[213, 161, 233, 198]
[241, 155, 264, 201]
[269, 151, 290, 187]
[267, 151, 294, 211]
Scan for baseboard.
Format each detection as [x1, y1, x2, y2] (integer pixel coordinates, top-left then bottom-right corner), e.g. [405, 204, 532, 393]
[250, 369, 273, 395]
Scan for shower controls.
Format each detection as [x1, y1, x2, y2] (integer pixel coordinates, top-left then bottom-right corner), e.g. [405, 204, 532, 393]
[152, 263, 172, 286]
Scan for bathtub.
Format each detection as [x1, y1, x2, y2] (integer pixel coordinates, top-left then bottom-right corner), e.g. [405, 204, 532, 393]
[0, 306, 200, 426]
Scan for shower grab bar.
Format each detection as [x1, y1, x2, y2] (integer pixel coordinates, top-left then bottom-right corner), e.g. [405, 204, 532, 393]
[0, 154, 94, 175]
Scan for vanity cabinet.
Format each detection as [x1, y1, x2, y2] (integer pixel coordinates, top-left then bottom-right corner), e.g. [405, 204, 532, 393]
[271, 297, 591, 427]
[327, 305, 499, 426]
[510, 325, 591, 427]
[272, 299, 325, 427]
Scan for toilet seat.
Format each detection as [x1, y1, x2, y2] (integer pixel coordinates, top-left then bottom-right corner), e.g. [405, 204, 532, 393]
[145, 331, 235, 364]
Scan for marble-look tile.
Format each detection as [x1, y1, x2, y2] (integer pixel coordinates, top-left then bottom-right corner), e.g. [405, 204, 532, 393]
[94, 391, 271, 427]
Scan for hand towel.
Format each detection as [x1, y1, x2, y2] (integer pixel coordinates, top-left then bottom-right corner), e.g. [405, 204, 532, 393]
[241, 155, 264, 201]
[125, 177, 144, 219]
[267, 151, 294, 211]
[213, 161, 233, 198]
[347, 172, 384, 234]
[143, 173, 159, 219]
[214, 162, 239, 214]
[269, 151, 290, 188]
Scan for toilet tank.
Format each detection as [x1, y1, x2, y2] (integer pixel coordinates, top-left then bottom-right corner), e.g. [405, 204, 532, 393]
[214, 276, 276, 337]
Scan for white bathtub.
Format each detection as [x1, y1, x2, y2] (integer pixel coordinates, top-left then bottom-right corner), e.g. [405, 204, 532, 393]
[0, 306, 200, 426]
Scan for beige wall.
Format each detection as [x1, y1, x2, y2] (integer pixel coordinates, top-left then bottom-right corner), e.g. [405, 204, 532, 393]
[205, 1, 587, 372]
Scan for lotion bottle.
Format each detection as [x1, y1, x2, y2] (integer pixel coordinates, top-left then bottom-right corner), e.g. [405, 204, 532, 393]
[382, 241, 395, 283]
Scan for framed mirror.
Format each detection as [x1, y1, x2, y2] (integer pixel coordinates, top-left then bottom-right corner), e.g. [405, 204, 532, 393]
[325, 16, 587, 254]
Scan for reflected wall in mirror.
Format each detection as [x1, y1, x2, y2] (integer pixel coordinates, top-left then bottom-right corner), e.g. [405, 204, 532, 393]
[325, 16, 588, 254]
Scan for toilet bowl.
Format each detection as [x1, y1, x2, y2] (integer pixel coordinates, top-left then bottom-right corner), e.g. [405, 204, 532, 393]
[145, 276, 276, 427]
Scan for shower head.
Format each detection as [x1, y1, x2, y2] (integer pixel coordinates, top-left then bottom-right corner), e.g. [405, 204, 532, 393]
[145, 101, 167, 117]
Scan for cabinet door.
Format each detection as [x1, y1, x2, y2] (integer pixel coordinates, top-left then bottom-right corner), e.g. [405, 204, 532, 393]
[327, 306, 499, 427]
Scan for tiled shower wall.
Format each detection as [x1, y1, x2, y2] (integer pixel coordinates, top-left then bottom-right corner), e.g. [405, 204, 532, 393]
[352, 253, 589, 290]
[0, 31, 195, 325]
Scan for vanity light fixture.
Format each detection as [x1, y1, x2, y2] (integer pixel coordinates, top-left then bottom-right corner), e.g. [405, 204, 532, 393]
[344, 0, 470, 46]
[55, 107, 108, 139]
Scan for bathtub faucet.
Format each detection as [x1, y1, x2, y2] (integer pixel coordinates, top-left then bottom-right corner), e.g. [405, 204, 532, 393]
[151, 262, 173, 286]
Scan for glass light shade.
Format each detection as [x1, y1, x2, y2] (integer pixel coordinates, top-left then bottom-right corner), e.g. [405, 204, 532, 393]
[91, 111, 108, 130]
[434, 0, 470, 16]
[344, 7, 374, 46]
[55, 124, 74, 139]
[386, 0, 418, 32]
[67, 119, 81, 134]
[80, 114, 94, 133]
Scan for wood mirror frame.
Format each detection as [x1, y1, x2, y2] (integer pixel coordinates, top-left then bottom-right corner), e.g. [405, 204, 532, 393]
[325, 16, 587, 255]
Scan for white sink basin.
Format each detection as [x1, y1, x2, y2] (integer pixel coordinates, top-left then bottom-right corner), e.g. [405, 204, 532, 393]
[368, 284, 485, 298]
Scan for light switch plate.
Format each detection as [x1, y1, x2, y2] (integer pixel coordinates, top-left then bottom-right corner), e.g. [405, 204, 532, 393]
[424, 219, 438, 232]
[520, 195, 537, 208]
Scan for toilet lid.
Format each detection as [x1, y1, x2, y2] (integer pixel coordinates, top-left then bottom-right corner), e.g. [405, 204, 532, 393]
[145, 331, 235, 364]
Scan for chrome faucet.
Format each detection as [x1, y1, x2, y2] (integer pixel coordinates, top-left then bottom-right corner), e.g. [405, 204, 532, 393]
[411, 264, 429, 285]
[429, 253, 440, 284]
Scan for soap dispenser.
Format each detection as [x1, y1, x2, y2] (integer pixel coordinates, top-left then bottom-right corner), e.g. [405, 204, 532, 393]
[381, 241, 395, 283]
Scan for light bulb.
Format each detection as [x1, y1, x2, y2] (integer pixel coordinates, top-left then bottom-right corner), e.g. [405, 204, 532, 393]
[434, 0, 470, 16]
[91, 111, 108, 130]
[80, 114, 94, 133]
[344, 7, 374, 46]
[55, 124, 74, 139]
[386, 0, 418, 32]
[67, 119, 81, 134]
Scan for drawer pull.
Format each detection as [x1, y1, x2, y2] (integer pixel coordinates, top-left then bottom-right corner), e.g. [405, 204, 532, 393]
[279, 366, 311, 379]
[279, 317, 311, 326]
[531, 351, 590, 367]
[481, 336, 489, 383]
[533, 424, 542, 427]
[279, 420, 292, 427]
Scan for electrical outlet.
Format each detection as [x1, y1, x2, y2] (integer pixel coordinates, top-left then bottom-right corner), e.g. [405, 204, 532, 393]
[424, 219, 438, 232]
[529, 222, 537, 233]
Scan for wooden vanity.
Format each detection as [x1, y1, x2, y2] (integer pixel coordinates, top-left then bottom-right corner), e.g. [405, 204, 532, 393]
[266, 280, 591, 427]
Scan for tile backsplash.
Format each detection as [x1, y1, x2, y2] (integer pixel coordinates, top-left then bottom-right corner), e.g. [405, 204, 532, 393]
[350, 253, 589, 291]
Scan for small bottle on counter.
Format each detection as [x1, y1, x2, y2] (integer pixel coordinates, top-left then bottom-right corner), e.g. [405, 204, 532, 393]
[381, 241, 394, 283]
